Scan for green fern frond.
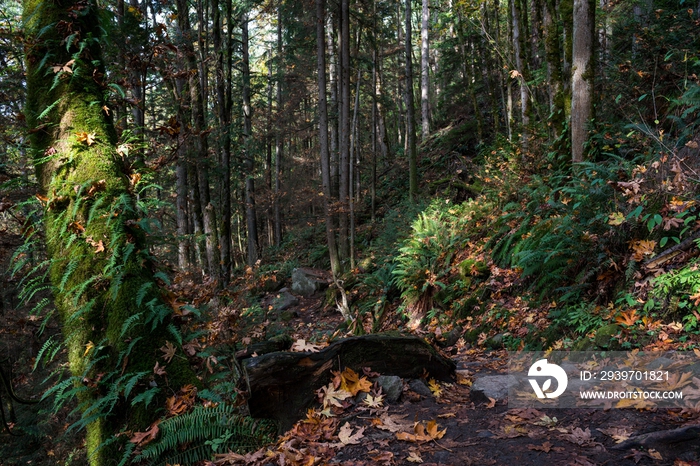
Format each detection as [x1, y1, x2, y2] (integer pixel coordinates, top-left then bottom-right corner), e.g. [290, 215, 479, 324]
[134, 405, 276, 466]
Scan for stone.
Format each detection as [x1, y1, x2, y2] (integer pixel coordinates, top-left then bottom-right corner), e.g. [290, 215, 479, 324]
[470, 374, 517, 403]
[271, 289, 299, 312]
[485, 333, 505, 349]
[594, 324, 622, 349]
[375, 375, 403, 403]
[291, 268, 329, 297]
[408, 378, 433, 397]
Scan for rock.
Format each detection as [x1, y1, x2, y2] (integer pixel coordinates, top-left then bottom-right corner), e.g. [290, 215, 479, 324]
[270, 289, 299, 312]
[375, 375, 403, 403]
[594, 324, 622, 349]
[437, 326, 463, 348]
[291, 268, 329, 297]
[485, 333, 505, 349]
[470, 374, 517, 403]
[408, 379, 433, 397]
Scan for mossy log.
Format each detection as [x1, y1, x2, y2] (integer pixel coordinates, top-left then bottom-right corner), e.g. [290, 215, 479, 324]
[242, 334, 455, 431]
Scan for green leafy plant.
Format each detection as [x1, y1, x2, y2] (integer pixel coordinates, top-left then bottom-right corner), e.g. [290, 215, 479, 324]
[132, 404, 276, 466]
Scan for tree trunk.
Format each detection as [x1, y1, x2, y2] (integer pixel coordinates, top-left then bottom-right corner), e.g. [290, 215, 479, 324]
[274, 7, 284, 246]
[571, 0, 595, 163]
[327, 15, 340, 198]
[420, 0, 430, 141]
[543, 0, 565, 138]
[242, 13, 259, 266]
[213, 0, 232, 285]
[24, 1, 198, 464]
[405, 0, 418, 200]
[511, 0, 530, 152]
[316, 0, 341, 276]
[338, 0, 351, 262]
[176, 0, 220, 280]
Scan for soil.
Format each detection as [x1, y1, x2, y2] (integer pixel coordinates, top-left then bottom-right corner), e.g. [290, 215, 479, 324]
[2, 276, 700, 466]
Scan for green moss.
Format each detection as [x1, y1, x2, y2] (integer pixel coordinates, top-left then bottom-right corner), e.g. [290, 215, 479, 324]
[24, 2, 199, 464]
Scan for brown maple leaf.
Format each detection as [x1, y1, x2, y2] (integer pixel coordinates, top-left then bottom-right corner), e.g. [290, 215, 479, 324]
[130, 420, 160, 446]
[336, 422, 365, 445]
[160, 341, 177, 363]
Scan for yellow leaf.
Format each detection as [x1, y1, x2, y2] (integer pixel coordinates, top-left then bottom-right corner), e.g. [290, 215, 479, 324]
[608, 212, 625, 226]
[428, 379, 442, 398]
[339, 367, 372, 396]
[84, 341, 95, 357]
[76, 131, 97, 146]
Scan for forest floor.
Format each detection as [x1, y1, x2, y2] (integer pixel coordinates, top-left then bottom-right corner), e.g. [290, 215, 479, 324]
[2, 271, 700, 466]
[214, 292, 700, 466]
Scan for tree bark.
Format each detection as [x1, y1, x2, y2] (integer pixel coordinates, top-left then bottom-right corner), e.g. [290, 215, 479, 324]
[242, 13, 259, 266]
[176, 0, 220, 280]
[571, 0, 595, 163]
[274, 7, 284, 247]
[405, 0, 418, 200]
[420, 0, 430, 141]
[338, 0, 351, 262]
[543, 0, 565, 138]
[316, 0, 341, 276]
[511, 0, 531, 152]
[213, 0, 232, 285]
[24, 1, 198, 464]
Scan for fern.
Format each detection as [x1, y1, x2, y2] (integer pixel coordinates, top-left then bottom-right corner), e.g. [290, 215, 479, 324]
[134, 405, 276, 466]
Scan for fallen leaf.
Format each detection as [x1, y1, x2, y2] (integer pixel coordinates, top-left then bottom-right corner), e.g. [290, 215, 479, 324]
[337, 422, 365, 445]
[153, 361, 167, 376]
[406, 449, 423, 463]
[597, 427, 632, 443]
[160, 341, 177, 363]
[317, 383, 351, 409]
[291, 339, 322, 352]
[527, 441, 564, 453]
[363, 393, 384, 408]
[130, 420, 159, 446]
[336, 367, 372, 396]
[76, 131, 97, 146]
[373, 413, 413, 433]
[396, 420, 446, 442]
[428, 379, 442, 397]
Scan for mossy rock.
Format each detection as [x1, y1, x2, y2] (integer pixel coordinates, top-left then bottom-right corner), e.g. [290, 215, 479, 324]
[358, 256, 376, 273]
[485, 333, 504, 349]
[458, 259, 490, 280]
[453, 296, 479, 319]
[572, 337, 596, 352]
[463, 327, 482, 344]
[594, 324, 622, 350]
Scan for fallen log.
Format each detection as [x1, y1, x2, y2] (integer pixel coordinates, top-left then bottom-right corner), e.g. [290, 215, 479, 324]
[611, 425, 700, 450]
[241, 334, 455, 431]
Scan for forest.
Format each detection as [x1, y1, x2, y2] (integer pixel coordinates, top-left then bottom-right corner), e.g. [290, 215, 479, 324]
[1, 0, 700, 464]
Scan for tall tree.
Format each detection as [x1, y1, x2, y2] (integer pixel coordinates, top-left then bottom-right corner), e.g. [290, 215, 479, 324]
[316, 0, 341, 275]
[242, 12, 259, 265]
[213, 0, 233, 284]
[23, 1, 198, 464]
[338, 0, 351, 260]
[176, 0, 221, 280]
[405, 0, 418, 199]
[274, 5, 284, 246]
[571, 0, 595, 163]
[420, 0, 430, 140]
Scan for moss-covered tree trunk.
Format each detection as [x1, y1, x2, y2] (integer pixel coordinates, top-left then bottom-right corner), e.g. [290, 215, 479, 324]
[24, 1, 199, 464]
